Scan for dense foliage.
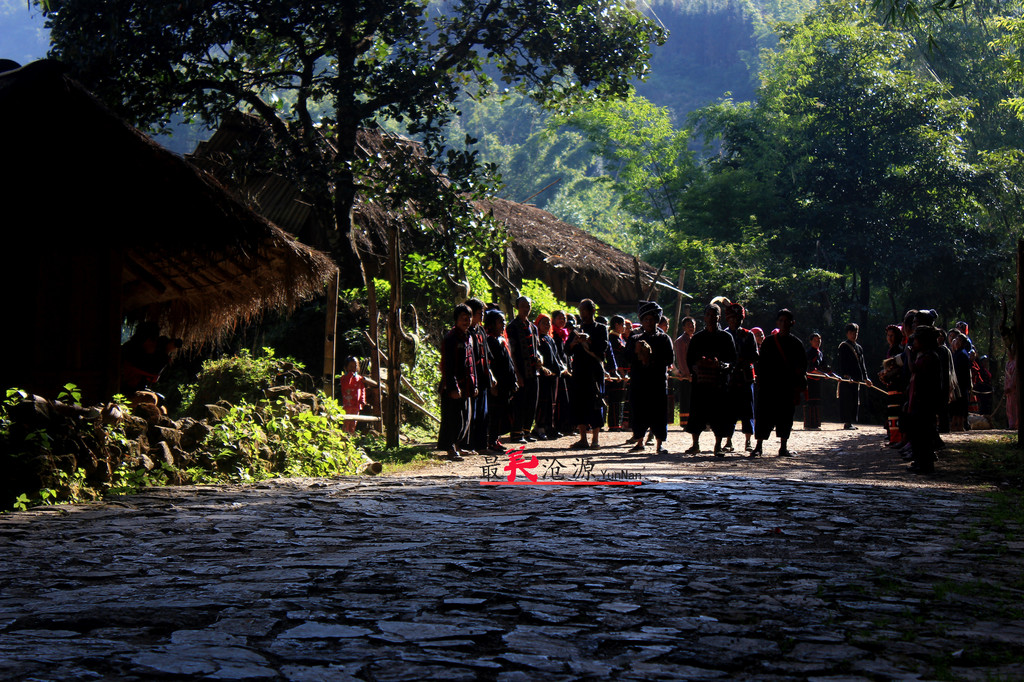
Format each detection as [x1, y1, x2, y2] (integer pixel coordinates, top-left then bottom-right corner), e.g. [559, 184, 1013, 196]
[38, 0, 664, 285]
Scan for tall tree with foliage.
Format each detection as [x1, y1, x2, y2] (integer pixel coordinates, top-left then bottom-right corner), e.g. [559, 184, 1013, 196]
[692, 2, 1003, 327]
[39, 0, 664, 284]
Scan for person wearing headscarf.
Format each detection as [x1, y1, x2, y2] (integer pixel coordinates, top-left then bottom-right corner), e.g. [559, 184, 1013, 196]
[878, 323, 907, 446]
[438, 304, 477, 461]
[625, 300, 675, 455]
[551, 309, 574, 435]
[673, 316, 696, 430]
[803, 332, 828, 430]
[507, 296, 542, 443]
[464, 298, 492, 453]
[905, 326, 943, 474]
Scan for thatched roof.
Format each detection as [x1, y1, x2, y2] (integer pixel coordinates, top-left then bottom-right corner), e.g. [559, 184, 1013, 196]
[478, 197, 656, 306]
[0, 60, 335, 347]
[190, 113, 661, 307]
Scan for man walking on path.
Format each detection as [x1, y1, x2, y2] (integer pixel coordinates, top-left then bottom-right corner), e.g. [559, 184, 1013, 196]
[626, 300, 675, 455]
[685, 303, 738, 456]
[751, 309, 807, 458]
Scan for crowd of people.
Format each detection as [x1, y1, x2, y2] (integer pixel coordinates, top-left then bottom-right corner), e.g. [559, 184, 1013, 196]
[435, 297, 1001, 475]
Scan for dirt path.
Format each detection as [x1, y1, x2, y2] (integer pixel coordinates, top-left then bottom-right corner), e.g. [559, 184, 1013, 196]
[402, 422, 1007, 492]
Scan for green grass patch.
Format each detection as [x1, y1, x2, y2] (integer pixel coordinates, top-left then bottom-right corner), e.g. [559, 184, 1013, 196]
[939, 435, 1024, 490]
[356, 433, 444, 474]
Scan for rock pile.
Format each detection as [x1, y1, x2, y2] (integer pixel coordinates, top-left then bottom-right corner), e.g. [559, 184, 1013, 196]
[0, 367, 335, 509]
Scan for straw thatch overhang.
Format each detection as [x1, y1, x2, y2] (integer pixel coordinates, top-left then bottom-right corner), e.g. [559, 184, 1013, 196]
[0, 60, 335, 401]
[478, 197, 657, 307]
[189, 112, 445, 272]
[191, 113, 658, 308]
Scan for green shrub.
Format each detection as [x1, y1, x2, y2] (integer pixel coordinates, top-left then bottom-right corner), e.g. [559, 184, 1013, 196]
[179, 348, 303, 415]
[199, 395, 362, 482]
[521, 278, 570, 317]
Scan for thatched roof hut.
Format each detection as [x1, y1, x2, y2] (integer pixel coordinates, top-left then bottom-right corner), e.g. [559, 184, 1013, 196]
[479, 197, 656, 307]
[0, 60, 335, 401]
[191, 114, 659, 308]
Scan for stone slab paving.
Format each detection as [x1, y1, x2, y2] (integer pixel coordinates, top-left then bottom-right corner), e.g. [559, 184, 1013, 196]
[1, 466, 1022, 680]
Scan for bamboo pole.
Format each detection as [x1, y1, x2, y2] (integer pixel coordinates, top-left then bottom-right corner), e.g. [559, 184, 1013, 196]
[365, 276, 383, 423]
[363, 330, 428, 406]
[672, 268, 686, 339]
[361, 375, 440, 423]
[644, 263, 666, 301]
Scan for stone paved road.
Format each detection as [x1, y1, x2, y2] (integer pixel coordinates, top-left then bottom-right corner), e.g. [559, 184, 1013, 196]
[1, 428, 1022, 680]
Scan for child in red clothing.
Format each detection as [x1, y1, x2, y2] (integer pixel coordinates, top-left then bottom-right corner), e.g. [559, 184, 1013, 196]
[340, 356, 366, 434]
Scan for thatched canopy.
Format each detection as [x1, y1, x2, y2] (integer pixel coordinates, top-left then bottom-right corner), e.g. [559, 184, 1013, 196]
[479, 197, 657, 307]
[0, 60, 335, 400]
[191, 114, 659, 308]
[189, 112, 447, 270]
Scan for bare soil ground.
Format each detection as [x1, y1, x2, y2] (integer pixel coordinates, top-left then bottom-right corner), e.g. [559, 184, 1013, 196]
[400, 422, 1014, 492]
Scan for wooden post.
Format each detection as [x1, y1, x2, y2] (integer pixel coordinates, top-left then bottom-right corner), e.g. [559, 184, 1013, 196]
[672, 268, 686, 339]
[633, 257, 644, 301]
[322, 269, 339, 398]
[386, 223, 402, 448]
[366, 274, 383, 427]
[644, 263, 666, 302]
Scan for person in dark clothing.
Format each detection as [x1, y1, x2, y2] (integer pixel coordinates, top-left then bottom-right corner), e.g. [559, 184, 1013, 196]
[935, 328, 958, 434]
[568, 299, 608, 450]
[751, 310, 807, 458]
[607, 315, 629, 431]
[905, 326, 942, 474]
[685, 304, 738, 456]
[484, 309, 517, 454]
[534, 313, 565, 440]
[804, 332, 828, 430]
[551, 309, 575, 435]
[463, 298, 492, 453]
[121, 321, 182, 394]
[723, 302, 758, 452]
[837, 322, 870, 429]
[949, 330, 972, 432]
[506, 296, 541, 443]
[437, 304, 477, 461]
[878, 323, 907, 445]
[625, 301, 675, 455]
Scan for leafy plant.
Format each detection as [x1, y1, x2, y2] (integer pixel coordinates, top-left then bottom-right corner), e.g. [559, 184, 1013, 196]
[57, 383, 81, 404]
[179, 347, 303, 415]
[195, 393, 362, 483]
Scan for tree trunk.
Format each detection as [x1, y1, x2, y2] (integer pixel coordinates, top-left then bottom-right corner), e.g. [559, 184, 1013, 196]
[332, 120, 367, 288]
[385, 223, 402, 448]
[887, 286, 899, 326]
[858, 267, 870, 330]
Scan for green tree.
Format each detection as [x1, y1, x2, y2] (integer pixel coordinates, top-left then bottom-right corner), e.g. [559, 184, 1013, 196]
[693, 2, 1001, 327]
[39, 0, 664, 284]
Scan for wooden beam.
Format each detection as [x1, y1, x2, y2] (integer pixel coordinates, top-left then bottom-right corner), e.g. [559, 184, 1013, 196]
[124, 254, 171, 295]
[361, 375, 440, 423]
[644, 263, 666, 301]
[673, 268, 686, 339]
[363, 330, 428, 406]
